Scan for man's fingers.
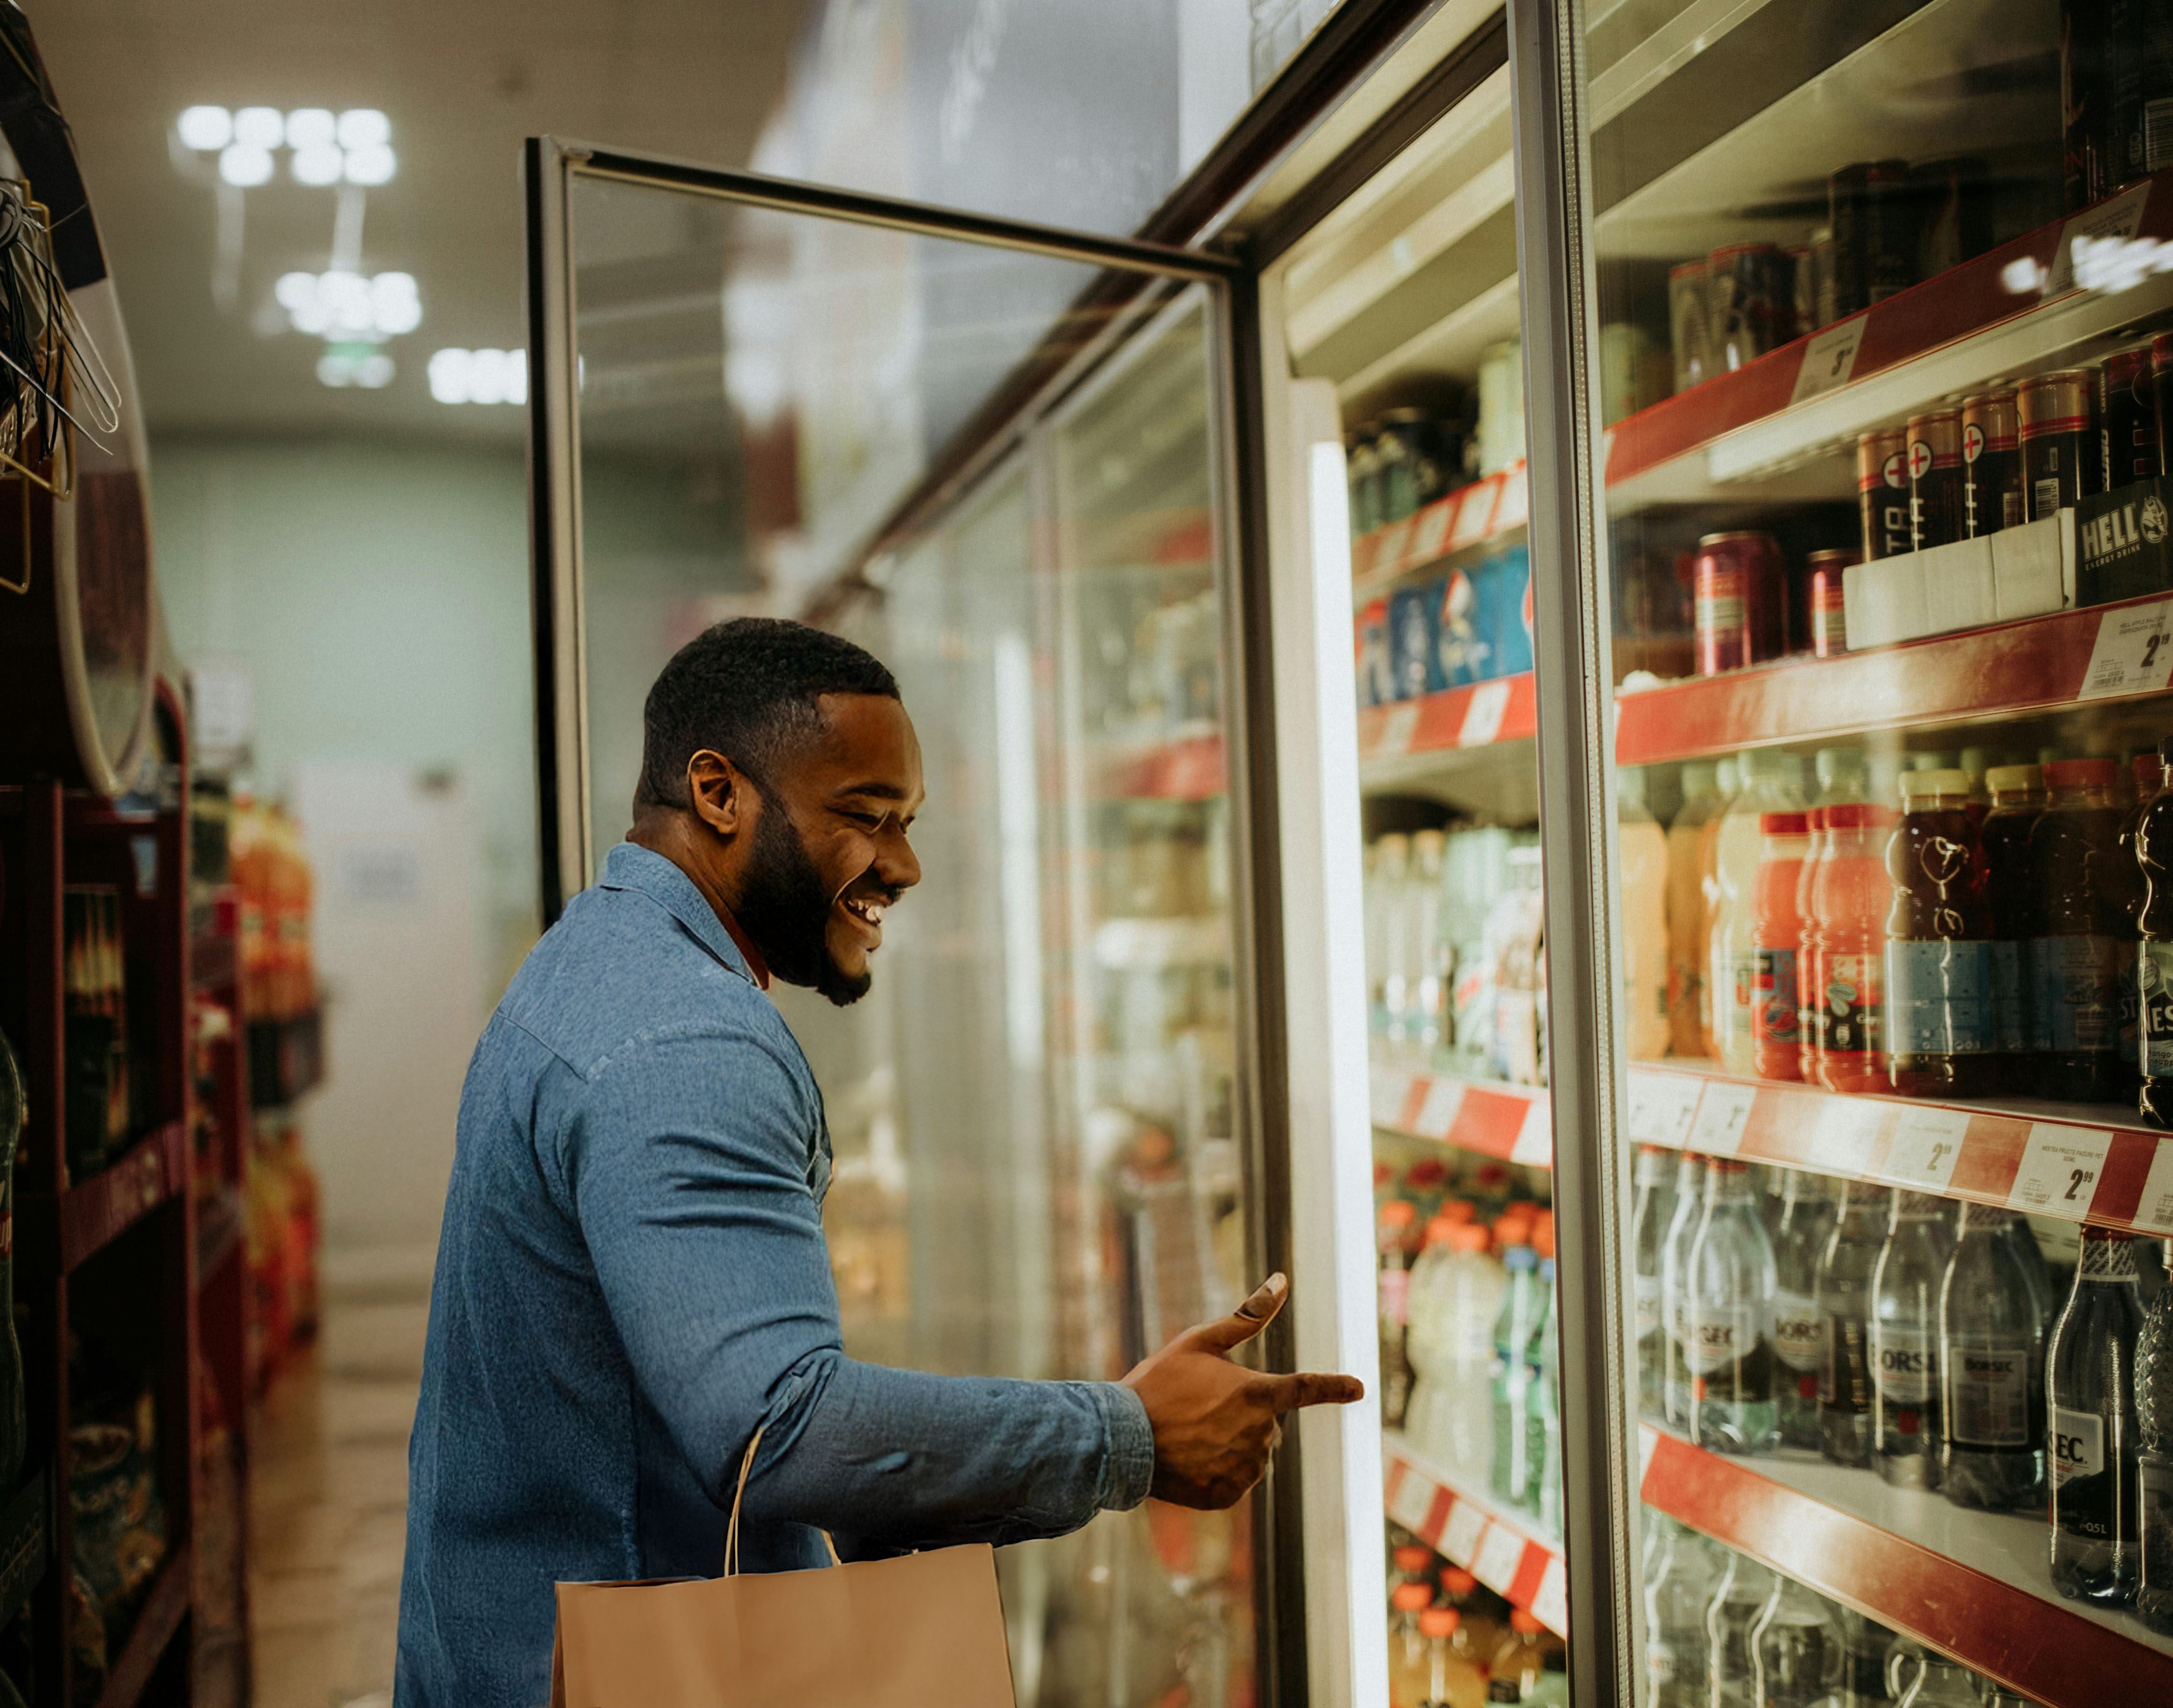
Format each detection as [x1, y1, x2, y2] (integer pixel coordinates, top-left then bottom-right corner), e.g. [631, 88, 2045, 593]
[1257, 1370, 1367, 1414]
[1185, 1273, 1290, 1354]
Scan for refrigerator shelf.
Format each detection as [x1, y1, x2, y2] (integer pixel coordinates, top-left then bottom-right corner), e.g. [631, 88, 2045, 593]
[1382, 1431, 1568, 1637]
[1370, 1060, 1550, 1166]
[1348, 461, 1530, 604]
[1356, 673, 1537, 773]
[1091, 732, 1227, 802]
[1639, 1424, 2173, 1706]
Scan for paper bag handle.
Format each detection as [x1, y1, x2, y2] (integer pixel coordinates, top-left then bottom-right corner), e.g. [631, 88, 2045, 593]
[723, 1424, 840, 1576]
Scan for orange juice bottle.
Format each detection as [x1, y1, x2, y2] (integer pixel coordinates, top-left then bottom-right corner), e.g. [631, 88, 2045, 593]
[1752, 812, 1811, 1080]
[1809, 803, 1895, 1093]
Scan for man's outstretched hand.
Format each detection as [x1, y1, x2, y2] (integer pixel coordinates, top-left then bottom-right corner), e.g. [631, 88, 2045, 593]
[1120, 1273, 1364, 1510]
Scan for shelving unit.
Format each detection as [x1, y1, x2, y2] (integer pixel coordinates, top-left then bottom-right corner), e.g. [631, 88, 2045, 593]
[1349, 460, 1530, 599]
[1382, 1432, 1567, 1637]
[1370, 1061, 1550, 1166]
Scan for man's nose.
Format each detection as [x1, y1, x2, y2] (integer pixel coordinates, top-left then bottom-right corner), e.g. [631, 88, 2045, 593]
[878, 824, 921, 891]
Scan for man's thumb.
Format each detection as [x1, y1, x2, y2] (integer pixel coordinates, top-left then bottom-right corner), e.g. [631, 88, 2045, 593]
[1188, 1273, 1288, 1354]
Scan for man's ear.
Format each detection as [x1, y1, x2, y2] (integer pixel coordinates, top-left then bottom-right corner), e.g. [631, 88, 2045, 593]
[686, 751, 756, 839]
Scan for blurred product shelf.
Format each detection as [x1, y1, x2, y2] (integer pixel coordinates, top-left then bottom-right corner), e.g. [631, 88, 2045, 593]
[1382, 1432, 1567, 1637]
[1370, 1061, 1550, 1166]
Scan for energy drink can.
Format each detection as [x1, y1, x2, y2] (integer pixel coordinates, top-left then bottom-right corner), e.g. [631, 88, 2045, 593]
[1807, 549, 1860, 658]
[2061, 0, 2112, 210]
[1906, 408, 1967, 551]
[2102, 345, 2160, 490]
[1694, 530, 1788, 675]
[1669, 260, 1711, 392]
[2106, 0, 2173, 193]
[2019, 368, 2101, 521]
[1829, 160, 1915, 317]
[1858, 428, 1913, 560]
[1962, 390, 2024, 537]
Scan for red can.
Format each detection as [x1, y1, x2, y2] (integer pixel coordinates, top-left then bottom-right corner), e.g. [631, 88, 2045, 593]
[1694, 530, 1788, 676]
[1806, 547, 1860, 658]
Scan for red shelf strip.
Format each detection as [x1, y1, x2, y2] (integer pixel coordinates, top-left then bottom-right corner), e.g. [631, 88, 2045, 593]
[1094, 733, 1227, 801]
[1351, 462, 1530, 596]
[1371, 1062, 1552, 1166]
[59, 1120, 187, 1274]
[1382, 1434, 1567, 1635]
[1356, 673, 1538, 764]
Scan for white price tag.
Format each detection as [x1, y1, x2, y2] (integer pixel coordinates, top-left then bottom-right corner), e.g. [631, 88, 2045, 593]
[1374, 517, 1414, 574]
[1626, 1070, 1703, 1148]
[1451, 482, 1499, 550]
[1408, 500, 1453, 565]
[1686, 1081, 1756, 1156]
[1413, 1076, 1465, 1140]
[1441, 1497, 1487, 1567]
[1474, 1522, 1527, 1594]
[1370, 1062, 1409, 1128]
[1530, 1557, 1569, 1636]
[1511, 1097, 1553, 1166]
[1459, 678, 1512, 747]
[1789, 317, 1867, 404]
[1884, 1106, 1970, 1192]
[2078, 599, 2173, 701]
[1494, 463, 1529, 532]
[2047, 180, 2152, 294]
[1377, 700, 1422, 756]
[1389, 1465, 1441, 1537]
[1809, 1097, 1882, 1174]
[2006, 1122, 2114, 1216]
[2134, 1141, 2173, 1237]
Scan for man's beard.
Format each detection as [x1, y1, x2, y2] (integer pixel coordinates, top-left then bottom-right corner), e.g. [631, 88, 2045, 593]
[739, 796, 874, 1006]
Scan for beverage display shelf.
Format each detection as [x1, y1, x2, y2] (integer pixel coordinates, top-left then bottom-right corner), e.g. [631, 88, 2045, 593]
[248, 1009, 325, 1111]
[1604, 166, 2173, 511]
[189, 928, 236, 994]
[1092, 914, 1230, 971]
[1625, 1060, 2173, 1237]
[1370, 1060, 1551, 1166]
[16, 1120, 188, 1278]
[1639, 1423, 2173, 1706]
[1092, 732, 1227, 802]
[0, 1467, 46, 1635]
[93, 1541, 192, 1708]
[1356, 673, 1537, 771]
[1348, 461, 1530, 604]
[1382, 1431, 1568, 1637]
[194, 1190, 243, 1290]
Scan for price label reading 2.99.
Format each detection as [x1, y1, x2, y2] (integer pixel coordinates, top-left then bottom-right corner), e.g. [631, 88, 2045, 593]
[1883, 1107, 1970, 1193]
[2006, 1123, 2114, 1216]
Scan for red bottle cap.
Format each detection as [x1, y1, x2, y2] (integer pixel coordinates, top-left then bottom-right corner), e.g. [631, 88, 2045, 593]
[1391, 1582, 1434, 1612]
[1444, 1568, 1478, 1593]
[1805, 805, 1828, 829]
[1451, 1224, 1493, 1254]
[1379, 1200, 1417, 1229]
[1424, 1215, 1464, 1247]
[1393, 1545, 1433, 1573]
[2044, 757, 2118, 789]
[1822, 802, 1895, 829]
[1759, 811, 1809, 834]
[1510, 1609, 1545, 1634]
[1419, 1607, 1462, 1640]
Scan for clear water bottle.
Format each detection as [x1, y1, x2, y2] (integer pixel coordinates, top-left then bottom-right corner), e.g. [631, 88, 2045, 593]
[1871, 1192, 1948, 1490]
[1840, 1610, 1897, 1708]
[1490, 1239, 1542, 1506]
[1883, 1649, 1979, 1708]
[1703, 1547, 1776, 1708]
[1633, 1142, 1679, 1419]
[1938, 1201, 2046, 1511]
[2140, 1237, 2173, 1633]
[1644, 1517, 1720, 1708]
[1749, 1571, 1844, 1708]
[2047, 1226, 2143, 1605]
[1685, 1156, 1778, 1456]
[1770, 1170, 1836, 1451]
[1526, 1249, 1561, 1531]
[1663, 1151, 1709, 1428]
[1818, 1181, 1889, 1468]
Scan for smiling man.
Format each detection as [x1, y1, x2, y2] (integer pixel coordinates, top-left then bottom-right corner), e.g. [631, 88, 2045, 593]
[394, 619, 1360, 1708]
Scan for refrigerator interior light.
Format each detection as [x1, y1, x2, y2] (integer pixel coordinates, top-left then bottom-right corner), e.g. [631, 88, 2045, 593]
[427, 348, 528, 406]
[176, 106, 232, 151]
[216, 145, 273, 188]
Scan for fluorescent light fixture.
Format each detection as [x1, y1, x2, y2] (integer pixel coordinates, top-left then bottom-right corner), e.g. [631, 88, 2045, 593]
[274, 271, 422, 339]
[317, 346, 394, 389]
[343, 144, 396, 186]
[233, 106, 285, 149]
[284, 108, 336, 149]
[337, 109, 391, 149]
[217, 144, 274, 187]
[291, 144, 343, 186]
[428, 347, 528, 405]
[177, 106, 232, 150]
[370, 272, 421, 334]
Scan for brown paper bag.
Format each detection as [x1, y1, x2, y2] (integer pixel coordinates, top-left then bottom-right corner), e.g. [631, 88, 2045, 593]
[549, 1429, 1018, 1708]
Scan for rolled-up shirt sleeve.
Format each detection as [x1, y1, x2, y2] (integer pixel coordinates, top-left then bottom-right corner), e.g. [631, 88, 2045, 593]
[559, 1024, 1153, 1552]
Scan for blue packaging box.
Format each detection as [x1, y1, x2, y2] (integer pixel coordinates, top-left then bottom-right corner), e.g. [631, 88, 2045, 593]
[1488, 545, 1534, 678]
[1433, 568, 1488, 688]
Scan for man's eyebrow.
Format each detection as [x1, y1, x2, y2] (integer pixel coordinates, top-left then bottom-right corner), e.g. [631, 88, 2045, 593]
[832, 782, 915, 802]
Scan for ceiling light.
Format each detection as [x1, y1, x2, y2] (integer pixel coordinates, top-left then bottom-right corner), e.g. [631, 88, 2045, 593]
[337, 109, 391, 149]
[428, 348, 528, 405]
[233, 106, 285, 150]
[217, 145, 274, 187]
[274, 270, 422, 339]
[177, 106, 233, 150]
[290, 144, 343, 186]
[343, 144, 396, 186]
[317, 346, 394, 389]
[284, 108, 336, 150]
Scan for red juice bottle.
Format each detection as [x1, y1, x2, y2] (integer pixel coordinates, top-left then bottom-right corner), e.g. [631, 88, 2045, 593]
[2029, 757, 2137, 1104]
[1981, 763, 2045, 1088]
[1811, 803, 1895, 1093]
[2139, 740, 2173, 1128]
[1796, 806, 1828, 1082]
[1753, 811, 1811, 1080]
[1885, 770, 1996, 1098]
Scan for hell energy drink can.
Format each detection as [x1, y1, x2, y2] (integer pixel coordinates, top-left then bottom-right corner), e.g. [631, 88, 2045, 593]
[1858, 428, 1912, 560]
[1906, 409, 1966, 551]
[1962, 390, 2024, 537]
[2019, 369, 2101, 521]
[1807, 548, 1859, 658]
[2102, 345, 2161, 489]
[1829, 160, 1915, 317]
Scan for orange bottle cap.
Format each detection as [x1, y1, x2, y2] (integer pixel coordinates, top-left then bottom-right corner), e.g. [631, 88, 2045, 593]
[1419, 1607, 1461, 1639]
[1393, 1545, 1433, 1572]
[1391, 1582, 1433, 1612]
[1510, 1609, 1544, 1634]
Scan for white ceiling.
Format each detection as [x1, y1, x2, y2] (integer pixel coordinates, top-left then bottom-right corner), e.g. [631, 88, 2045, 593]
[28, 0, 806, 442]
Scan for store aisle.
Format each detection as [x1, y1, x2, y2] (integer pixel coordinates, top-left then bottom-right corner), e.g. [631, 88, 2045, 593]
[246, 1274, 429, 1708]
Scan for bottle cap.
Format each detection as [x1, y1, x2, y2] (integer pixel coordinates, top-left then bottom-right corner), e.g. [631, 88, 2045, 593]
[1985, 763, 2043, 795]
[1503, 1243, 1539, 1271]
[1379, 1200, 1417, 1229]
[1424, 1215, 1464, 1247]
[2044, 756, 2118, 790]
[1444, 1568, 1477, 1593]
[1440, 1199, 1477, 1223]
[1451, 1224, 1493, 1254]
[1821, 802, 1896, 829]
[1759, 811, 1808, 834]
[1898, 769, 1972, 798]
[1393, 1544, 1433, 1572]
[1391, 1582, 1434, 1612]
[1531, 1222, 1556, 1259]
[1805, 805, 1827, 830]
[1419, 1608, 1461, 1640]
[1510, 1609, 1545, 1634]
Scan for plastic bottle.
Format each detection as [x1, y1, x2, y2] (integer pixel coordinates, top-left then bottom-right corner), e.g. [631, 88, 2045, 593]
[1808, 802, 1895, 1094]
[2048, 1226, 2143, 1605]
[1662, 1150, 1710, 1428]
[1401, 1211, 1458, 1445]
[2029, 757, 2136, 1103]
[1749, 1572, 1845, 1708]
[1938, 1200, 2047, 1511]
[1885, 770, 1996, 1098]
[1622, 766, 1673, 1060]
[1412, 829, 1452, 1064]
[1380, 1200, 1420, 1430]
[1418, 1606, 1461, 1708]
[1794, 807, 1830, 1082]
[1698, 759, 1740, 1057]
[1390, 1577, 1433, 1672]
[1644, 1518, 1720, 1708]
[1711, 754, 1807, 1076]
[1871, 1192, 1949, 1490]
[1486, 1610, 1550, 1705]
[1981, 763, 2046, 1085]
[1818, 1181, 1890, 1468]
[1839, 1610, 1898, 1708]
[1444, 1222, 1503, 1479]
[1669, 762, 1724, 1058]
[1685, 1156, 1779, 1456]
[1376, 833, 1415, 1057]
[1526, 1227, 1561, 1531]
[2114, 751, 2161, 938]
[2139, 740, 2173, 1128]
[1770, 1171, 1837, 1452]
[1752, 811, 1811, 1080]
[1633, 1143, 1679, 1418]
[1490, 1236, 1542, 1507]
[2137, 1238, 2173, 1633]
[1703, 1548, 1776, 1708]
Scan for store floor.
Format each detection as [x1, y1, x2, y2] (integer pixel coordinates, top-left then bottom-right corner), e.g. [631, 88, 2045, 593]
[246, 1273, 429, 1708]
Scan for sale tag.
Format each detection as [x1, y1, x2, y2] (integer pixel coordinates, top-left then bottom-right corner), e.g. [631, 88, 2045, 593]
[1474, 1522, 1527, 1594]
[1414, 1076, 1466, 1140]
[1530, 1557, 1569, 1636]
[1687, 1081, 1756, 1156]
[1511, 1097, 1553, 1166]
[1389, 1464, 1441, 1538]
[2077, 598, 2173, 701]
[2133, 1140, 2173, 1236]
[1884, 1106, 1970, 1192]
[1441, 1498, 1488, 1567]
[1377, 700, 1422, 756]
[1408, 498, 1454, 565]
[2006, 1122, 2114, 1216]
[1808, 1097, 1882, 1175]
[1626, 1070, 1703, 1148]
[1459, 678, 1512, 747]
[1789, 316, 1868, 404]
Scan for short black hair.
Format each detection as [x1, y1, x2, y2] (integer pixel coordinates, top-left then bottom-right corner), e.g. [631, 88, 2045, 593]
[635, 618, 900, 811]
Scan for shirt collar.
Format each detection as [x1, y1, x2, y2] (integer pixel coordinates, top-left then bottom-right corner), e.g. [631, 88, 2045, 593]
[597, 842, 770, 990]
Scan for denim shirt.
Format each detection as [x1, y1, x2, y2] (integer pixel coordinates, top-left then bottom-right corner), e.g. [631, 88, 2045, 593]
[394, 843, 1153, 1708]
